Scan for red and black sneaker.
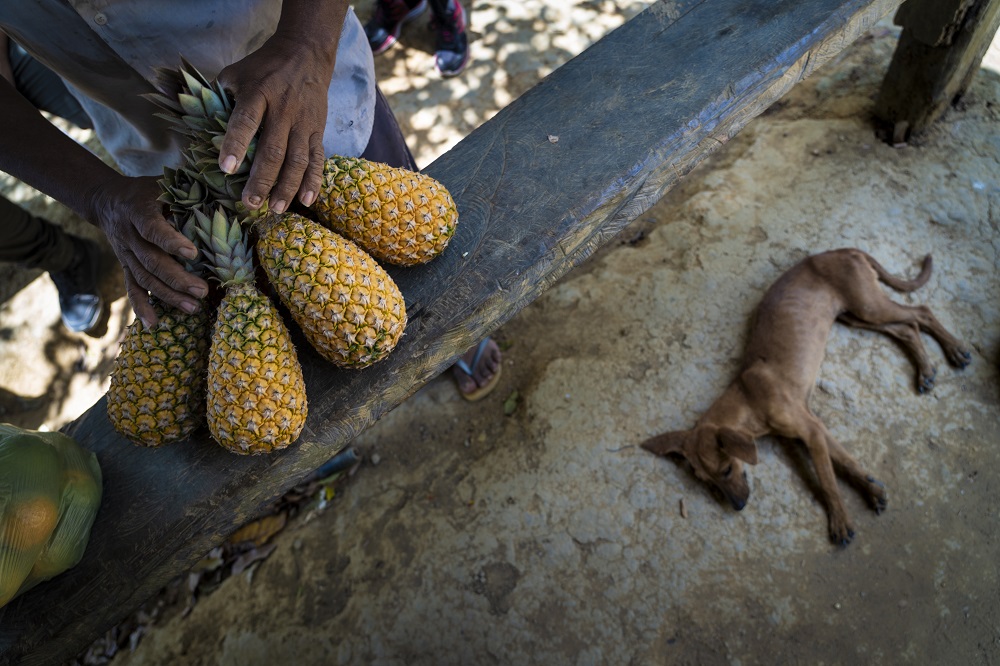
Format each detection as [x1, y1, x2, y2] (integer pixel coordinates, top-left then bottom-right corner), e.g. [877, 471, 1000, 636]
[431, 0, 469, 77]
[364, 0, 428, 55]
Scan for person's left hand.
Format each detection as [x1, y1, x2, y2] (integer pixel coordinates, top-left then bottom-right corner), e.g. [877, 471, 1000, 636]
[215, 33, 337, 216]
[85, 174, 208, 327]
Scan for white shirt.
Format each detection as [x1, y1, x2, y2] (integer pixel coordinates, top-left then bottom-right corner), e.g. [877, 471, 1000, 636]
[1, 1, 376, 176]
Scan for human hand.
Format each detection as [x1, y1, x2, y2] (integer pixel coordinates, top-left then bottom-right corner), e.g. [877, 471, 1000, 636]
[215, 32, 338, 216]
[85, 175, 209, 327]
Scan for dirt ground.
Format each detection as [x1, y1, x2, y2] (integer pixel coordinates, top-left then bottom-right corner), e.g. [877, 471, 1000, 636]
[1, 2, 999, 665]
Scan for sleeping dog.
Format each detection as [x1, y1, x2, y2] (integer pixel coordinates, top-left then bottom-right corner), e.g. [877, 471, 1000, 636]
[642, 248, 972, 545]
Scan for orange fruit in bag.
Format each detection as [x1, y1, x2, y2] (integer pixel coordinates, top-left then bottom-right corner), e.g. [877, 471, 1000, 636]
[3, 494, 59, 552]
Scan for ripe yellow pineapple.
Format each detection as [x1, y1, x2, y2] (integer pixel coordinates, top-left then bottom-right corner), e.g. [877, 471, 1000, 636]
[107, 299, 211, 446]
[195, 208, 307, 454]
[256, 212, 407, 368]
[311, 156, 458, 266]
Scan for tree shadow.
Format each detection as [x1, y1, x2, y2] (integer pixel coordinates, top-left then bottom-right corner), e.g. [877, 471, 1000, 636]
[359, 0, 649, 167]
[0, 205, 128, 430]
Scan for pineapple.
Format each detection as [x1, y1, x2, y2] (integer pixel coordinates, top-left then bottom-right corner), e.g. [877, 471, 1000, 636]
[149, 60, 407, 376]
[312, 156, 458, 266]
[196, 208, 307, 454]
[256, 212, 407, 368]
[107, 182, 211, 447]
[106, 299, 211, 446]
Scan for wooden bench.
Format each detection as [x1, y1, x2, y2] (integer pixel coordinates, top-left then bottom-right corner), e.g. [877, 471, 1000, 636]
[2, 0, 996, 662]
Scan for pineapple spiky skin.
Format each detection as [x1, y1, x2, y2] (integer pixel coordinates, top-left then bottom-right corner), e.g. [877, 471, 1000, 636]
[206, 282, 307, 455]
[257, 212, 407, 368]
[312, 157, 458, 267]
[107, 299, 211, 447]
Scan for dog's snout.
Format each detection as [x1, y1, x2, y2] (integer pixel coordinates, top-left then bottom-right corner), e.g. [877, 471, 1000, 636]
[727, 472, 750, 511]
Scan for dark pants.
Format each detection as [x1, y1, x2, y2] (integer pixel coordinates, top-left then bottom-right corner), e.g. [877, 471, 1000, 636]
[361, 85, 418, 171]
[404, 0, 453, 19]
[0, 42, 92, 272]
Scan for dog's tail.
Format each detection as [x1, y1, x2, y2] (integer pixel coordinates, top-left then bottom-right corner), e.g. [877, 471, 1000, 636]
[868, 253, 932, 292]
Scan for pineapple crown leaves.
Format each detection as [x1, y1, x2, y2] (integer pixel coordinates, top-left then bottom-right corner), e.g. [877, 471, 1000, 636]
[158, 166, 209, 212]
[188, 138, 254, 187]
[143, 58, 253, 173]
[158, 164, 242, 227]
[145, 57, 231, 123]
[166, 168, 267, 224]
[211, 131, 257, 171]
[146, 59, 259, 192]
[176, 212, 211, 278]
[167, 143, 258, 215]
[156, 166, 212, 277]
[182, 126, 257, 184]
[192, 207, 257, 286]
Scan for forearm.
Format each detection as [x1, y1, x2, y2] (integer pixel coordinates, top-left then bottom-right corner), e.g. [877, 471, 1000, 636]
[268, 0, 350, 117]
[0, 77, 121, 223]
[272, 0, 349, 65]
[217, 0, 353, 212]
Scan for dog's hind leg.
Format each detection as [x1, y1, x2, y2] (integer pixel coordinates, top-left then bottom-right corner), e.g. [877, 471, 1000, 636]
[839, 294, 971, 377]
[837, 315, 938, 392]
[839, 302, 971, 391]
[905, 303, 973, 369]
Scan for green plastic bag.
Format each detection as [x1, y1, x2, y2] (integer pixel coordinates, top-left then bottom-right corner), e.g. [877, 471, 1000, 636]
[0, 424, 102, 606]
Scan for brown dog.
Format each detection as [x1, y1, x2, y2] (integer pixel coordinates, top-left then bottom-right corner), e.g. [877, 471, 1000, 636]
[641, 248, 972, 545]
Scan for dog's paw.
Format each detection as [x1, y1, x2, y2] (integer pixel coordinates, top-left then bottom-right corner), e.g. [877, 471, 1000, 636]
[917, 368, 937, 394]
[946, 345, 973, 369]
[828, 516, 855, 547]
[865, 475, 888, 514]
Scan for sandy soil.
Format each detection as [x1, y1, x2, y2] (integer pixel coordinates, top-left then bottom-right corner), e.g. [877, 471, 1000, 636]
[1, 2, 999, 665]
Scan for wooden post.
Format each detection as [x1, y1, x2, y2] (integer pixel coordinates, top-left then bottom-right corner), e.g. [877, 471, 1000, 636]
[875, 0, 1000, 143]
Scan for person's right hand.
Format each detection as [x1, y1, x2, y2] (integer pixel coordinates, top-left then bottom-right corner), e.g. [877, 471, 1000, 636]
[85, 175, 209, 327]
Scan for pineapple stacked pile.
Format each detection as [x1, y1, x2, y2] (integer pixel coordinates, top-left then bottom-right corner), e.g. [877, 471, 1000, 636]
[107, 61, 458, 455]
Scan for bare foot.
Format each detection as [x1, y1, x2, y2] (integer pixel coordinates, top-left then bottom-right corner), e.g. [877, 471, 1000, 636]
[452, 338, 503, 401]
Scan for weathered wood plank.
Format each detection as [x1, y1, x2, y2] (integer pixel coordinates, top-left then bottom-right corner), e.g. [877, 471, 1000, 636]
[875, 0, 1000, 141]
[895, 0, 976, 46]
[0, 0, 902, 662]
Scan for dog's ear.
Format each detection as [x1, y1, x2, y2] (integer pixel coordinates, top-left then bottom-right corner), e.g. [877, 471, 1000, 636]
[640, 431, 690, 459]
[717, 427, 758, 465]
